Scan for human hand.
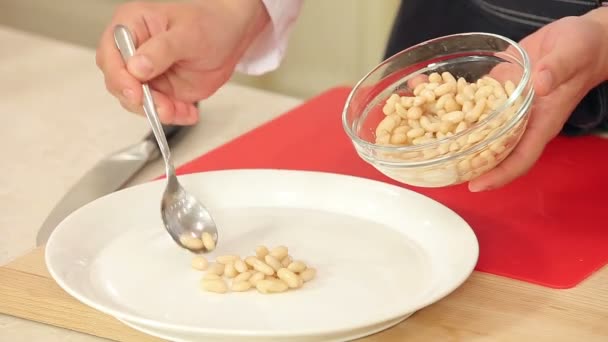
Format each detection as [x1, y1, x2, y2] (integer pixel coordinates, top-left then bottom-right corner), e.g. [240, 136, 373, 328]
[468, 13, 608, 191]
[96, 0, 269, 125]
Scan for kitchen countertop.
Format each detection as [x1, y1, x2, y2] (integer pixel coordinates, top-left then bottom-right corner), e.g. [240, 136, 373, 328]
[2, 25, 608, 342]
[0, 25, 301, 341]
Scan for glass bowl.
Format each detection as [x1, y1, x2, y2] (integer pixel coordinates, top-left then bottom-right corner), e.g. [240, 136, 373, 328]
[342, 32, 535, 188]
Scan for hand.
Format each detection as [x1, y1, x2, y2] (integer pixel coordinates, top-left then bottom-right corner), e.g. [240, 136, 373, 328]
[468, 13, 608, 192]
[96, 0, 269, 125]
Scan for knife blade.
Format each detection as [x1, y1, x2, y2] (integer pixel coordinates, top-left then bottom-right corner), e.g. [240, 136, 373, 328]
[35, 124, 182, 246]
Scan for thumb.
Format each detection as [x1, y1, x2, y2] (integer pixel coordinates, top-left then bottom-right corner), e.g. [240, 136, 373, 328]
[126, 28, 185, 81]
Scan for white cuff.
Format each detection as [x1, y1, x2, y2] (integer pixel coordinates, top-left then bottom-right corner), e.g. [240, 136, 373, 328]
[235, 0, 304, 75]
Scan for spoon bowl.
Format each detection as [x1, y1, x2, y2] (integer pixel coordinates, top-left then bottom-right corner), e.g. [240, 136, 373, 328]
[113, 24, 218, 253]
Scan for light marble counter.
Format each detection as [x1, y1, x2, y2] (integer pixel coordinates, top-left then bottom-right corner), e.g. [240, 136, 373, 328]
[0, 25, 301, 341]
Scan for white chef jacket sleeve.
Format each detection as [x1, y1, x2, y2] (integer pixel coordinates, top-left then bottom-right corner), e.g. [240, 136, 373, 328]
[235, 0, 304, 75]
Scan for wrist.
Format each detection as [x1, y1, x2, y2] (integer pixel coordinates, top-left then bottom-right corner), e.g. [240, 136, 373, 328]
[582, 7, 608, 80]
[222, 0, 270, 48]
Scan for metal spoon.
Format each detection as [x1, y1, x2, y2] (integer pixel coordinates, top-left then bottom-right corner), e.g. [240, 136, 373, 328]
[113, 24, 218, 253]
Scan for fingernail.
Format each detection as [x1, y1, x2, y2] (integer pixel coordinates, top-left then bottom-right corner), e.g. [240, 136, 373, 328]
[122, 88, 135, 103]
[128, 55, 153, 78]
[468, 183, 488, 192]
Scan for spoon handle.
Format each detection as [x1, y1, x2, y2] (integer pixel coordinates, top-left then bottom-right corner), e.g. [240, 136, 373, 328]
[113, 24, 175, 176]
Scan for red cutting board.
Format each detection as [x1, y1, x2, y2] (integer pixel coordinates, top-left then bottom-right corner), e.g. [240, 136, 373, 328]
[175, 86, 608, 289]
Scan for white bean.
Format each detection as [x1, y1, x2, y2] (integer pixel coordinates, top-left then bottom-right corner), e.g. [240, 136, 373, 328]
[505, 80, 516, 96]
[234, 271, 253, 282]
[200, 278, 228, 294]
[191, 256, 208, 271]
[224, 262, 238, 278]
[413, 96, 426, 107]
[202, 273, 221, 280]
[401, 96, 415, 107]
[231, 281, 253, 292]
[462, 100, 474, 113]
[376, 114, 399, 136]
[420, 116, 440, 132]
[455, 93, 466, 106]
[246, 257, 275, 276]
[475, 86, 493, 101]
[390, 133, 408, 145]
[287, 261, 307, 273]
[395, 103, 408, 118]
[458, 159, 472, 172]
[375, 133, 390, 145]
[179, 235, 204, 250]
[269, 246, 289, 260]
[444, 98, 460, 112]
[455, 121, 468, 133]
[490, 142, 506, 154]
[429, 72, 442, 83]
[434, 82, 456, 97]
[256, 279, 289, 294]
[407, 106, 423, 120]
[265, 255, 283, 272]
[277, 268, 303, 289]
[413, 83, 427, 96]
[442, 111, 465, 123]
[468, 131, 487, 144]
[413, 137, 435, 145]
[465, 99, 486, 123]
[457, 77, 467, 93]
[207, 263, 225, 276]
[382, 102, 395, 115]
[387, 93, 400, 105]
[408, 119, 421, 129]
[482, 75, 501, 88]
[201, 232, 216, 251]
[442, 71, 457, 84]
[435, 94, 452, 111]
[426, 82, 440, 91]
[249, 271, 265, 286]
[439, 121, 453, 134]
[480, 150, 496, 163]
[407, 127, 425, 139]
[299, 268, 317, 282]
[281, 255, 293, 267]
[463, 85, 475, 100]
[255, 246, 269, 259]
[234, 259, 249, 273]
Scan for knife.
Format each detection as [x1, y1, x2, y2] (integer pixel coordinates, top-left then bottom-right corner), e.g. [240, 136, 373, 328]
[35, 124, 183, 246]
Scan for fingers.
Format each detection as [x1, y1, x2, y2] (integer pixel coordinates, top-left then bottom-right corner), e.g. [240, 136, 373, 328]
[531, 22, 587, 97]
[97, 25, 144, 106]
[467, 122, 547, 192]
[145, 89, 199, 125]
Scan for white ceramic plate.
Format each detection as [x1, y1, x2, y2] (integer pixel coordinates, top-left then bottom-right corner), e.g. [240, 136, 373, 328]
[46, 169, 478, 342]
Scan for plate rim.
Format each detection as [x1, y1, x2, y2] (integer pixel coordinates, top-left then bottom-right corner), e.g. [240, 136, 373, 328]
[45, 168, 479, 337]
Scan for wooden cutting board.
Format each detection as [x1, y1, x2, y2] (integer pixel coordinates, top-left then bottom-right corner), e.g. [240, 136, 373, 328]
[0, 247, 164, 342]
[1, 247, 608, 341]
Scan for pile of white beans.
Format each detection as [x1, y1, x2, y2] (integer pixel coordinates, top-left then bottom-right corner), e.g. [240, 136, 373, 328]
[373, 71, 526, 185]
[191, 245, 316, 294]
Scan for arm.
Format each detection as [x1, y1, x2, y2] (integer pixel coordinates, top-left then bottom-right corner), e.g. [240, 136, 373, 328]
[235, 0, 304, 75]
[561, 6, 608, 135]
